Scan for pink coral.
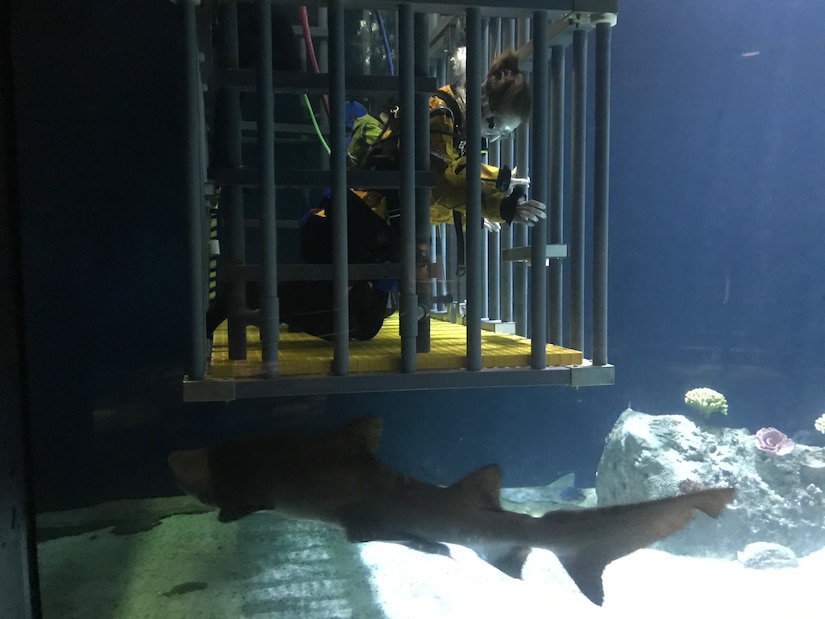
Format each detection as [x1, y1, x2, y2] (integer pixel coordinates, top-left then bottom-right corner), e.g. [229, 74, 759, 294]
[755, 427, 794, 456]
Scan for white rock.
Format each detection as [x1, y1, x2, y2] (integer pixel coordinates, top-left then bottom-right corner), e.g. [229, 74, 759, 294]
[595, 408, 825, 556]
[737, 541, 798, 569]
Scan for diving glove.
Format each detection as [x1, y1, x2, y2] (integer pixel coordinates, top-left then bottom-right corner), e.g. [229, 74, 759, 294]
[499, 187, 547, 227]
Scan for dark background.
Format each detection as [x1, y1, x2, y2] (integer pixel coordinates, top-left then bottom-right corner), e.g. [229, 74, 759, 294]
[10, 0, 825, 511]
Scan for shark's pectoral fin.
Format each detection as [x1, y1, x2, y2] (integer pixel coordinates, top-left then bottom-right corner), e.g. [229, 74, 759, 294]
[338, 508, 452, 558]
[337, 505, 383, 543]
[472, 544, 532, 579]
[401, 538, 452, 558]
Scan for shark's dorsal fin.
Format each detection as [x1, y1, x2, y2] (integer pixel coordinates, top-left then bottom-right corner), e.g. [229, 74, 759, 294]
[327, 416, 383, 456]
[449, 464, 502, 510]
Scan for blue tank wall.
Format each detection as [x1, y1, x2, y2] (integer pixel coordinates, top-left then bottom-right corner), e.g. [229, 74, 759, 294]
[12, 0, 825, 509]
[13, 0, 188, 508]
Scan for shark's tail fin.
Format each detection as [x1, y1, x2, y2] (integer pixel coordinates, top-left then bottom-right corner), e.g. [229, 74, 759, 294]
[542, 487, 735, 606]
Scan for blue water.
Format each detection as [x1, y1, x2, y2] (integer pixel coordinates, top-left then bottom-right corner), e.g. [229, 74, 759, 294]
[13, 0, 825, 511]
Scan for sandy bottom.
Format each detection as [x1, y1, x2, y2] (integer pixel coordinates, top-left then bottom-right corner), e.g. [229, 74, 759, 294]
[363, 541, 825, 619]
[37, 498, 825, 619]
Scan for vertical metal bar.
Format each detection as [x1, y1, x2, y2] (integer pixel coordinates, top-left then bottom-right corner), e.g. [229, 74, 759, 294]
[480, 16, 490, 324]
[445, 223, 458, 318]
[570, 29, 587, 354]
[593, 20, 613, 366]
[219, 0, 248, 360]
[500, 204, 513, 323]
[487, 230, 500, 320]
[481, 18, 489, 77]
[1, 1, 42, 610]
[429, 15, 443, 318]
[465, 7, 483, 370]
[428, 14, 438, 42]
[430, 224, 438, 311]
[490, 17, 501, 60]
[499, 18, 515, 323]
[487, 140, 500, 167]
[398, 4, 417, 369]
[415, 11, 431, 353]
[317, 8, 329, 73]
[485, 12, 503, 323]
[328, 0, 349, 374]
[513, 219, 528, 335]
[502, 17, 516, 67]
[548, 44, 565, 345]
[482, 231, 489, 319]
[317, 8, 329, 136]
[530, 10, 549, 369]
[256, 0, 279, 377]
[437, 223, 448, 312]
[513, 17, 530, 336]
[183, 0, 206, 380]
[435, 56, 447, 88]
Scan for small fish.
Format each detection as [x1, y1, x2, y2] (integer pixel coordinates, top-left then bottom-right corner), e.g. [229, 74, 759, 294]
[741, 51, 760, 58]
[559, 485, 587, 502]
[161, 581, 209, 597]
[500, 472, 578, 504]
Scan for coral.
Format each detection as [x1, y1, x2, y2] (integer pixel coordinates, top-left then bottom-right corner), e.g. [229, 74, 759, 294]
[815, 413, 825, 434]
[684, 387, 728, 418]
[755, 427, 794, 456]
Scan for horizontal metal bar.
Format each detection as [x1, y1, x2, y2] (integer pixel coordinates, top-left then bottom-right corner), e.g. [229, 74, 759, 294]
[572, 364, 615, 387]
[240, 121, 319, 134]
[267, 0, 618, 19]
[502, 244, 568, 262]
[215, 69, 438, 95]
[515, 14, 590, 57]
[211, 167, 436, 188]
[224, 263, 402, 282]
[183, 363, 614, 401]
[432, 313, 517, 334]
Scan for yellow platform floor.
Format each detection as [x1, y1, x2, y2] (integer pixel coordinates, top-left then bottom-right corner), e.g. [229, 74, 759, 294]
[209, 315, 583, 378]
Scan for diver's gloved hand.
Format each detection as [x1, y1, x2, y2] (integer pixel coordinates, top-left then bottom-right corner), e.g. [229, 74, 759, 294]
[483, 218, 502, 233]
[500, 190, 547, 227]
[515, 199, 547, 226]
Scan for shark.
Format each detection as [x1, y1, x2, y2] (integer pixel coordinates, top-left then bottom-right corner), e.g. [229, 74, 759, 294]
[167, 416, 734, 606]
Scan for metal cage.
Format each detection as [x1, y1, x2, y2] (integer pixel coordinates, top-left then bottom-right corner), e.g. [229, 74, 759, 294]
[180, 0, 618, 400]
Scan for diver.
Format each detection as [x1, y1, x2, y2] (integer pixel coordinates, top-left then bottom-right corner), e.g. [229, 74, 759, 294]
[281, 49, 547, 341]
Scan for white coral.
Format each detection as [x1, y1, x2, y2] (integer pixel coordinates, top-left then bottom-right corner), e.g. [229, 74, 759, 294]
[684, 387, 728, 418]
[815, 412, 825, 434]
